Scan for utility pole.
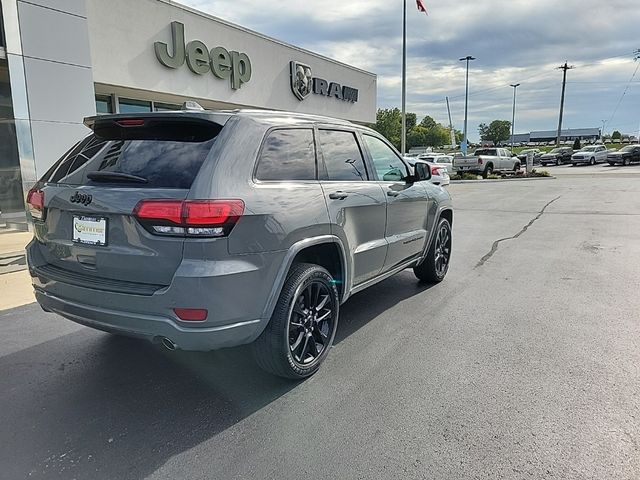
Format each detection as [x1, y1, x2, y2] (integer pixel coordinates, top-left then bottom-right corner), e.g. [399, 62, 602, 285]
[601, 120, 606, 141]
[445, 96, 456, 147]
[459, 55, 476, 155]
[510, 83, 520, 151]
[401, 0, 407, 155]
[556, 62, 574, 147]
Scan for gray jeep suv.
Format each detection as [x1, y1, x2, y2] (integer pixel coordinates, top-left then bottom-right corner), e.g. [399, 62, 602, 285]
[26, 107, 453, 379]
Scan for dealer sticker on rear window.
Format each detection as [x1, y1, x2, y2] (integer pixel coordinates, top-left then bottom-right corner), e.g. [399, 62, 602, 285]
[72, 216, 107, 246]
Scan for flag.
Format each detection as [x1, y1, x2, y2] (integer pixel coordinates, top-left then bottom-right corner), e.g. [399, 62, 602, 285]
[416, 0, 428, 15]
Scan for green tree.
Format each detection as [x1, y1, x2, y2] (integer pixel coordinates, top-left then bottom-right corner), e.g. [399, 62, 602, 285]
[572, 138, 581, 150]
[372, 108, 403, 149]
[478, 120, 512, 145]
[612, 130, 622, 140]
[419, 115, 437, 129]
[424, 125, 450, 148]
[407, 125, 428, 149]
[405, 113, 417, 131]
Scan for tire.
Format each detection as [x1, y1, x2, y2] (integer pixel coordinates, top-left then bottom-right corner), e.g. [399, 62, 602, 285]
[513, 162, 521, 172]
[572, 163, 577, 167]
[590, 157, 596, 165]
[623, 158, 630, 166]
[608, 162, 616, 166]
[541, 163, 547, 167]
[555, 158, 560, 166]
[482, 164, 493, 179]
[252, 263, 339, 379]
[414, 217, 452, 283]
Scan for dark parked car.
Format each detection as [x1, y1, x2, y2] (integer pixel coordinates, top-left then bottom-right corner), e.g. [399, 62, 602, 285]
[607, 145, 640, 166]
[539, 147, 573, 166]
[26, 106, 453, 379]
[517, 148, 543, 164]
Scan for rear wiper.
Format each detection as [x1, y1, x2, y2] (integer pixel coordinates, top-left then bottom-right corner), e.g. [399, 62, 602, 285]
[87, 171, 148, 183]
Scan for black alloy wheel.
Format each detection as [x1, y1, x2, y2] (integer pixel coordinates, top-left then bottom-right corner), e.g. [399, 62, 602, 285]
[414, 217, 452, 283]
[287, 280, 334, 367]
[252, 263, 339, 379]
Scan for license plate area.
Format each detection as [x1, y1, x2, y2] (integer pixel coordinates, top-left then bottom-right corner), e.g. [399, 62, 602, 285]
[73, 215, 107, 246]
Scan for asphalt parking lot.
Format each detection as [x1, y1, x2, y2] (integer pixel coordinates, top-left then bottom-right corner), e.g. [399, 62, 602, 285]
[1, 164, 639, 479]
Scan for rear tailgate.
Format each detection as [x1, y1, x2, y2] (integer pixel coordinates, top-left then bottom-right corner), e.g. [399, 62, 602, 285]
[29, 114, 225, 287]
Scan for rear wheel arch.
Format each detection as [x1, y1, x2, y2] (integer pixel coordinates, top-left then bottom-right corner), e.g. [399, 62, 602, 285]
[290, 243, 346, 301]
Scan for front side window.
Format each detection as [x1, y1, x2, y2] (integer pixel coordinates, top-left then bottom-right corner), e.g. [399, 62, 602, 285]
[318, 130, 367, 181]
[255, 129, 316, 181]
[362, 134, 408, 182]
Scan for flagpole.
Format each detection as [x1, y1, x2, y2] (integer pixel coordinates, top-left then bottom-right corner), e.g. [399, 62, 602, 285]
[401, 0, 407, 155]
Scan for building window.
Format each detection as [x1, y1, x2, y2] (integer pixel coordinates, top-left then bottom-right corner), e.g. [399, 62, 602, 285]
[154, 102, 181, 112]
[118, 98, 151, 114]
[0, 59, 25, 214]
[95, 95, 113, 115]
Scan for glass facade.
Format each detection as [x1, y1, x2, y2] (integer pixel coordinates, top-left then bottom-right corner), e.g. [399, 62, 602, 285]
[95, 94, 113, 114]
[0, 58, 25, 214]
[118, 97, 152, 113]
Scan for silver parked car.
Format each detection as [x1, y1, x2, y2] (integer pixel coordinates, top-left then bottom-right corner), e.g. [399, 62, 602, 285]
[27, 107, 453, 379]
[571, 145, 608, 165]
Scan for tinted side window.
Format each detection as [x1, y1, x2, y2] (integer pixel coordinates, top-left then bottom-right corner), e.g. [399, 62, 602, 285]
[318, 130, 367, 181]
[362, 134, 408, 182]
[256, 129, 316, 181]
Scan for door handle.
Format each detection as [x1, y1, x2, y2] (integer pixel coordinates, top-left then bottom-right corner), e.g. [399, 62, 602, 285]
[329, 192, 349, 200]
[387, 190, 400, 197]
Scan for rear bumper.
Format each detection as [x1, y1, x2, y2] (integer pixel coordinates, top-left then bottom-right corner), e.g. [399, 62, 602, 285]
[28, 241, 285, 351]
[34, 289, 261, 350]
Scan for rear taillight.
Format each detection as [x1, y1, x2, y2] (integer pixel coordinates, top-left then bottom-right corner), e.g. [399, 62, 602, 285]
[26, 187, 44, 220]
[430, 165, 442, 176]
[133, 199, 244, 237]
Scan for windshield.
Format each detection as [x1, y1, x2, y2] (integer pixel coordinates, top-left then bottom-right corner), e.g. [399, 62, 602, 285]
[620, 145, 635, 151]
[581, 146, 597, 151]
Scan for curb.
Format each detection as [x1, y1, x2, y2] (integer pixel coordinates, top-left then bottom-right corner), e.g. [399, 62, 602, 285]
[450, 176, 556, 184]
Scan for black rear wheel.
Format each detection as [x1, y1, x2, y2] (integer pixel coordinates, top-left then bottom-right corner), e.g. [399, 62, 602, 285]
[253, 263, 339, 379]
[414, 218, 452, 283]
[482, 165, 493, 179]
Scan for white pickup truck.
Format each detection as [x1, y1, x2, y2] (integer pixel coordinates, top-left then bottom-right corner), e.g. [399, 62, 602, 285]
[452, 148, 521, 178]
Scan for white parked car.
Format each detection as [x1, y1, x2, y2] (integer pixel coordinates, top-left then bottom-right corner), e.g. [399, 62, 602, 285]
[571, 145, 608, 165]
[404, 157, 450, 186]
[428, 155, 454, 174]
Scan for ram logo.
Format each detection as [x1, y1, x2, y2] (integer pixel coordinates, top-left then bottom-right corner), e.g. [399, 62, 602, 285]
[290, 61, 313, 101]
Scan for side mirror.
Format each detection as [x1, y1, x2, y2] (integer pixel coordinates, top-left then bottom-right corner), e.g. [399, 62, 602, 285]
[412, 160, 432, 182]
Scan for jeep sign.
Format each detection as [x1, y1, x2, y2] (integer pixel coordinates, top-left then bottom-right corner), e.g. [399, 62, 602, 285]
[290, 61, 358, 103]
[154, 22, 251, 90]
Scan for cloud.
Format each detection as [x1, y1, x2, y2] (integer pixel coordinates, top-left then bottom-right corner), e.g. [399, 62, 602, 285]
[180, 0, 640, 140]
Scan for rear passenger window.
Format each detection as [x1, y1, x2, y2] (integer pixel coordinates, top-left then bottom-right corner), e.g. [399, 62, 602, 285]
[256, 129, 316, 181]
[317, 130, 367, 181]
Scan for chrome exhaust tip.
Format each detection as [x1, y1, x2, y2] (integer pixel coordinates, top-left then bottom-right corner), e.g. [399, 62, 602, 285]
[159, 337, 177, 351]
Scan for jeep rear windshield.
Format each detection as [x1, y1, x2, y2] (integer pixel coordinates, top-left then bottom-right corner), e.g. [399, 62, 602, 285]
[41, 120, 221, 189]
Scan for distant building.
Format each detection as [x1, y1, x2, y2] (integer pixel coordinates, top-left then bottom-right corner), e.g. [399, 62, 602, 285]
[509, 128, 601, 144]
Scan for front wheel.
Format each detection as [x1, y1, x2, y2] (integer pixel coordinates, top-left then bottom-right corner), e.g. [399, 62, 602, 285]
[252, 263, 339, 379]
[513, 162, 521, 172]
[414, 218, 452, 283]
[555, 158, 560, 166]
[590, 157, 596, 165]
[608, 162, 616, 166]
[623, 158, 630, 166]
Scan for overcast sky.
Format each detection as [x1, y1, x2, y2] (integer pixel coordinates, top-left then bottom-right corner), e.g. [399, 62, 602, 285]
[181, 0, 640, 141]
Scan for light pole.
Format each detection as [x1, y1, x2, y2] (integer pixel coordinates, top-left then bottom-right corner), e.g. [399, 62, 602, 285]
[510, 83, 520, 151]
[459, 55, 475, 155]
[601, 119, 606, 141]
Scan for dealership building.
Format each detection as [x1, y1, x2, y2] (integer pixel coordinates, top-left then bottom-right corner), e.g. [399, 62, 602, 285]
[0, 0, 377, 226]
[509, 128, 601, 145]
